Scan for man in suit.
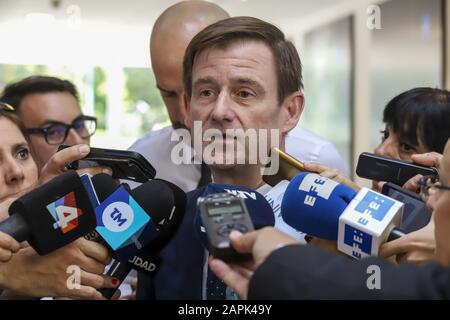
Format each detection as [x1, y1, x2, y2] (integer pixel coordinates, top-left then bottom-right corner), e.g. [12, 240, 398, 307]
[129, 0, 348, 194]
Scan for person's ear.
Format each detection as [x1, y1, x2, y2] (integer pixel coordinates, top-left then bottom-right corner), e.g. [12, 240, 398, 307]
[280, 91, 304, 134]
[183, 93, 192, 130]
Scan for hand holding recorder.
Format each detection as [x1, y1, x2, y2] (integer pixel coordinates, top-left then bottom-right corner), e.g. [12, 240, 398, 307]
[58, 145, 156, 183]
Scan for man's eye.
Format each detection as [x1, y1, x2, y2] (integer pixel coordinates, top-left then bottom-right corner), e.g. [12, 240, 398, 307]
[400, 143, 417, 154]
[237, 90, 252, 98]
[161, 91, 177, 99]
[46, 125, 66, 137]
[73, 120, 87, 130]
[200, 90, 214, 97]
[16, 148, 29, 160]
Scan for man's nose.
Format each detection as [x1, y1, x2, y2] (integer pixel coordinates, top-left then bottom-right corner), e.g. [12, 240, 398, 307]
[65, 128, 87, 145]
[210, 92, 235, 123]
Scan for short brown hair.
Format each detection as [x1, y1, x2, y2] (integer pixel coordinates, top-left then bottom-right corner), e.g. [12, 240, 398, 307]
[183, 16, 303, 104]
[0, 76, 79, 112]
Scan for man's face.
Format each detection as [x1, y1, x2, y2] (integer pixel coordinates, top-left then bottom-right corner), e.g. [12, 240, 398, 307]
[152, 43, 188, 129]
[187, 40, 292, 170]
[427, 140, 450, 266]
[18, 92, 89, 171]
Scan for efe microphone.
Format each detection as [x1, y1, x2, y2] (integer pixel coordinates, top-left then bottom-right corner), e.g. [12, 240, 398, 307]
[281, 172, 405, 259]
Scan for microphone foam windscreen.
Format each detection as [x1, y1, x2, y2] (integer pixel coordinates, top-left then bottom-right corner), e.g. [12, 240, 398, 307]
[91, 173, 118, 202]
[281, 172, 357, 240]
[9, 171, 97, 254]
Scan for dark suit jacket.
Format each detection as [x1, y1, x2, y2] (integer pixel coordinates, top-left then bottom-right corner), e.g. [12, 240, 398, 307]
[136, 187, 205, 299]
[248, 245, 450, 299]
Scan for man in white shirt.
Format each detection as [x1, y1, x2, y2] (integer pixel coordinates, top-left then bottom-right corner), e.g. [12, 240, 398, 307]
[131, 125, 347, 192]
[129, 1, 347, 194]
[137, 14, 347, 300]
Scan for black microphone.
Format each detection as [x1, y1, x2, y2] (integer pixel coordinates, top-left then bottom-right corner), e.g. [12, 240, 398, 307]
[81, 173, 127, 299]
[84, 174, 185, 298]
[125, 179, 187, 275]
[82, 173, 118, 244]
[0, 171, 97, 255]
[98, 178, 186, 299]
[89, 175, 179, 259]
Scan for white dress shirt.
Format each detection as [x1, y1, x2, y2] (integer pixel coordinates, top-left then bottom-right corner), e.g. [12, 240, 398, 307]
[128, 125, 348, 192]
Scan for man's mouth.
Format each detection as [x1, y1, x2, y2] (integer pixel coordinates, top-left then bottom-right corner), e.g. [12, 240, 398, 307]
[222, 133, 237, 141]
[208, 133, 237, 143]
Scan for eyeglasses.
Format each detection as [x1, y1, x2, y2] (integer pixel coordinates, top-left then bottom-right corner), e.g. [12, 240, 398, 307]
[26, 115, 97, 145]
[419, 175, 450, 198]
[0, 102, 15, 112]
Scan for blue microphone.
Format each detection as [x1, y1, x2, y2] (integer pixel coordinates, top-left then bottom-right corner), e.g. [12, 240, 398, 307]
[193, 183, 275, 251]
[281, 172, 357, 240]
[281, 172, 405, 259]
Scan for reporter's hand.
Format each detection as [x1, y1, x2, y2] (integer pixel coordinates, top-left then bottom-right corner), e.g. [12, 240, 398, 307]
[402, 152, 442, 194]
[379, 218, 436, 265]
[209, 227, 298, 299]
[402, 174, 422, 194]
[120, 276, 137, 300]
[307, 236, 341, 254]
[304, 163, 361, 192]
[39, 144, 112, 185]
[0, 197, 18, 221]
[230, 228, 299, 268]
[411, 152, 442, 168]
[0, 232, 20, 262]
[0, 238, 119, 299]
[54, 289, 121, 300]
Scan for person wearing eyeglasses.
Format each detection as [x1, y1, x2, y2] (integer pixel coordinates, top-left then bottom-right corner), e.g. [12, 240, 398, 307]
[0, 76, 97, 171]
[0, 103, 118, 299]
[208, 138, 450, 299]
[302, 88, 450, 264]
[375, 152, 441, 264]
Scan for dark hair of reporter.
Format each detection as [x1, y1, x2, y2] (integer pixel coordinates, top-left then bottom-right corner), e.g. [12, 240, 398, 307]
[383, 87, 450, 154]
[0, 75, 79, 112]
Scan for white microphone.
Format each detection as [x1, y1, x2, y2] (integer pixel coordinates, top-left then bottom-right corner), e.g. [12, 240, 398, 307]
[337, 187, 405, 259]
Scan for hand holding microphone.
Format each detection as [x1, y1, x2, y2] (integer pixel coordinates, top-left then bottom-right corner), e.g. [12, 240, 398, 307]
[379, 218, 436, 264]
[0, 171, 119, 299]
[0, 231, 20, 262]
[0, 237, 118, 299]
[209, 227, 298, 300]
[281, 172, 406, 259]
[303, 162, 361, 192]
[84, 174, 187, 299]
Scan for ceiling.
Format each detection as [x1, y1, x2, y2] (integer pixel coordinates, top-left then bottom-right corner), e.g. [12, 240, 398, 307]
[0, 0, 353, 66]
[0, 0, 350, 27]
